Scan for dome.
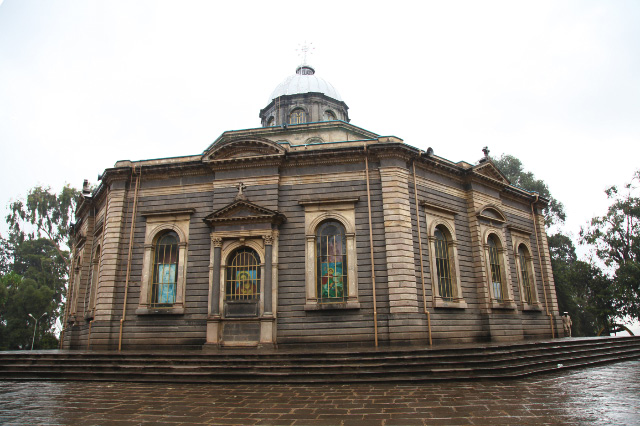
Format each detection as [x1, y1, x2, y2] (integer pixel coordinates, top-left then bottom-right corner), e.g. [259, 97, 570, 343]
[268, 65, 343, 103]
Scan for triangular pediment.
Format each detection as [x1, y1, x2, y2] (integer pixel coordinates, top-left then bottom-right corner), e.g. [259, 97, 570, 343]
[472, 161, 510, 185]
[203, 199, 286, 226]
[203, 137, 286, 163]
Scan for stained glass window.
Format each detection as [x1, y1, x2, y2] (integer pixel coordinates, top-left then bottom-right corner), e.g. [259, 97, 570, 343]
[434, 227, 453, 301]
[519, 245, 533, 304]
[488, 235, 504, 301]
[290, 109, 305, 124]
[316, 221, 347, 303]
[226, 247, 261, 301]
[151, 231, 179, 306]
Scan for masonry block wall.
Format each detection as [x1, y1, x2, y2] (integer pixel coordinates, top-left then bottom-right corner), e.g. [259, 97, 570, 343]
[64, 125, 561, 350]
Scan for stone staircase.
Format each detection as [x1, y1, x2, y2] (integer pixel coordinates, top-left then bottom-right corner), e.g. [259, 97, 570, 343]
[1, 336, 639, 383]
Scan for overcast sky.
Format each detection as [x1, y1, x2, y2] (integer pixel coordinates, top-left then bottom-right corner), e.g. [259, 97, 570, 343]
[1, 0, 639, 260]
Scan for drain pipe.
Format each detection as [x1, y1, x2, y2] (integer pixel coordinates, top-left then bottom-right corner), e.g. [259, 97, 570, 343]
[413, 160, 432, 346]
[118, 166, 141, 351]
[531, 194, 555, 338]
[364, 145, 379, 347]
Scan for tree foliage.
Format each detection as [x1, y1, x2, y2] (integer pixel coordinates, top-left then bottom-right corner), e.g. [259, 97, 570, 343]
[549, 234, 614, 336]
[493, 153, 614, 336]
[493, 154, 566, 227]
[580, 171, 640, 324]
[6, 184, 81, 266]
[0, 239, 66, 349]
[1, 185, 80, 349]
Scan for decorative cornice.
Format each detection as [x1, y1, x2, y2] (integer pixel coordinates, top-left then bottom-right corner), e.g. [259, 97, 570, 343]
[141, 208, 196, 218]
[207, 155, 284, 171]
[507, 224, 532, 235]
[420, 201, 459, 216]
[298, 196, 360, 206]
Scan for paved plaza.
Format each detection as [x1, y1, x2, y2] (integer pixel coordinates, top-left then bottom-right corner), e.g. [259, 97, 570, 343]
[1, 360, 639, 426]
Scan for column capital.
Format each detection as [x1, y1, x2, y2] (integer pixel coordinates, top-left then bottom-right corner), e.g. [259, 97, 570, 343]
[262, 235, 274, 246]
[212, 237, 223, 248]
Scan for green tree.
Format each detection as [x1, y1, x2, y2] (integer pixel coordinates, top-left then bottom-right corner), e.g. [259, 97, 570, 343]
[580, 170, 640, 326]
[493, 154, 566, 227]
[549, 233, 614, 336]
[493, 153, 613, 336]
[0, 239, 66, 349]
[2, 185, 81, 349]
[6, 184, 81, 267]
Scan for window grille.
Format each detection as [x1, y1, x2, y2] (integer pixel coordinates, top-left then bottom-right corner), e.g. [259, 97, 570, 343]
[316, 221, 347, 303]
[226, 247, 261, 301]
[151, 231, 179, 306]
[434, 227, 453, 301]
[519, 246, 533, 304]
[488, 235, 504, 301]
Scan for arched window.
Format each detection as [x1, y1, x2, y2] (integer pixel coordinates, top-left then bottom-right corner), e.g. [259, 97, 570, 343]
[487, 235, 504, 301]
[226, 247, 261, 301]
[151, 231, 179, 306]
[434, 226, 453, 301]
[518, 245, 533, 304]
[316, 220, 347, 302]
[88, 246, 100, 311]
[289, 108, 305, 125]
[266, 116, 275, 127]
[323, 110, 336, 121]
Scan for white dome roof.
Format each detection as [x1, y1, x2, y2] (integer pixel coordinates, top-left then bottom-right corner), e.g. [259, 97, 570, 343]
[269, 65, 343, 103]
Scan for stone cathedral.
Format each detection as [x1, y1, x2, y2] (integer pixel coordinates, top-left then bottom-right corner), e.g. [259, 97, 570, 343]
[63, 63, 564, 350]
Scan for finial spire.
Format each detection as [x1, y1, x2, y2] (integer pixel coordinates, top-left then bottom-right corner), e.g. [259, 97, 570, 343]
[296, 41, 315, 65]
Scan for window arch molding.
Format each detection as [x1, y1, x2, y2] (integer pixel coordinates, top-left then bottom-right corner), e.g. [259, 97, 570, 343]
[301, 201, 360, 310]
[137, 211, 191, 315]
[481, 227, 516, 309]
[426, 219, 466, 308]
[511, 235, 541, 310]
[323, 110, 337, 121]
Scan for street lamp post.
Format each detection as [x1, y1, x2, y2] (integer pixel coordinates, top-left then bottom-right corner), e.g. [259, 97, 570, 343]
[28, 312, 46, 351]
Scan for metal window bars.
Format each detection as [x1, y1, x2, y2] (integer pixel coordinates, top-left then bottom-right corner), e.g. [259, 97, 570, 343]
[488, 237, 504, 302]
[519, 248, 533, 304]
[151, 233, 179, 307]
[434, 228, 454, 301]
[226, 248, 261, 301]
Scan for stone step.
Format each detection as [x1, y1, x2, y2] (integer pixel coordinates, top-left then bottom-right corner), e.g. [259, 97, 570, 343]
[1, 336, 638, 383]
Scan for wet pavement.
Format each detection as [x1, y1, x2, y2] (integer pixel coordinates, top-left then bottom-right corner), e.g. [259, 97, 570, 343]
[0, 360, 639, 426]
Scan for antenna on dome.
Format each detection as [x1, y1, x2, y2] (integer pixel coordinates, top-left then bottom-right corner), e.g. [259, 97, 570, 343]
[296, 41, 315, 65]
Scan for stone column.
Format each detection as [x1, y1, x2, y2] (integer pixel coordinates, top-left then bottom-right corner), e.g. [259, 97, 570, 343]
[210, 237, 222, 316]
[262, 235, 273, 316]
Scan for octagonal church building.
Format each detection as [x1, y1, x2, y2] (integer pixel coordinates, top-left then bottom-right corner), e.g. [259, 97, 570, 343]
[63, 63, 564, 350]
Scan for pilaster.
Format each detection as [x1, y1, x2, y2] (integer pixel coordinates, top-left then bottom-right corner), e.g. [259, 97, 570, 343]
[94, 181, 127, 322]
[379, 164, 419, 314]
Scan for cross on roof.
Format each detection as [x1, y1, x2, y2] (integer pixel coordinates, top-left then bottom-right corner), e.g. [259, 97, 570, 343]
[296, 42, 315, 65]
[235, 182, 247, 200]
